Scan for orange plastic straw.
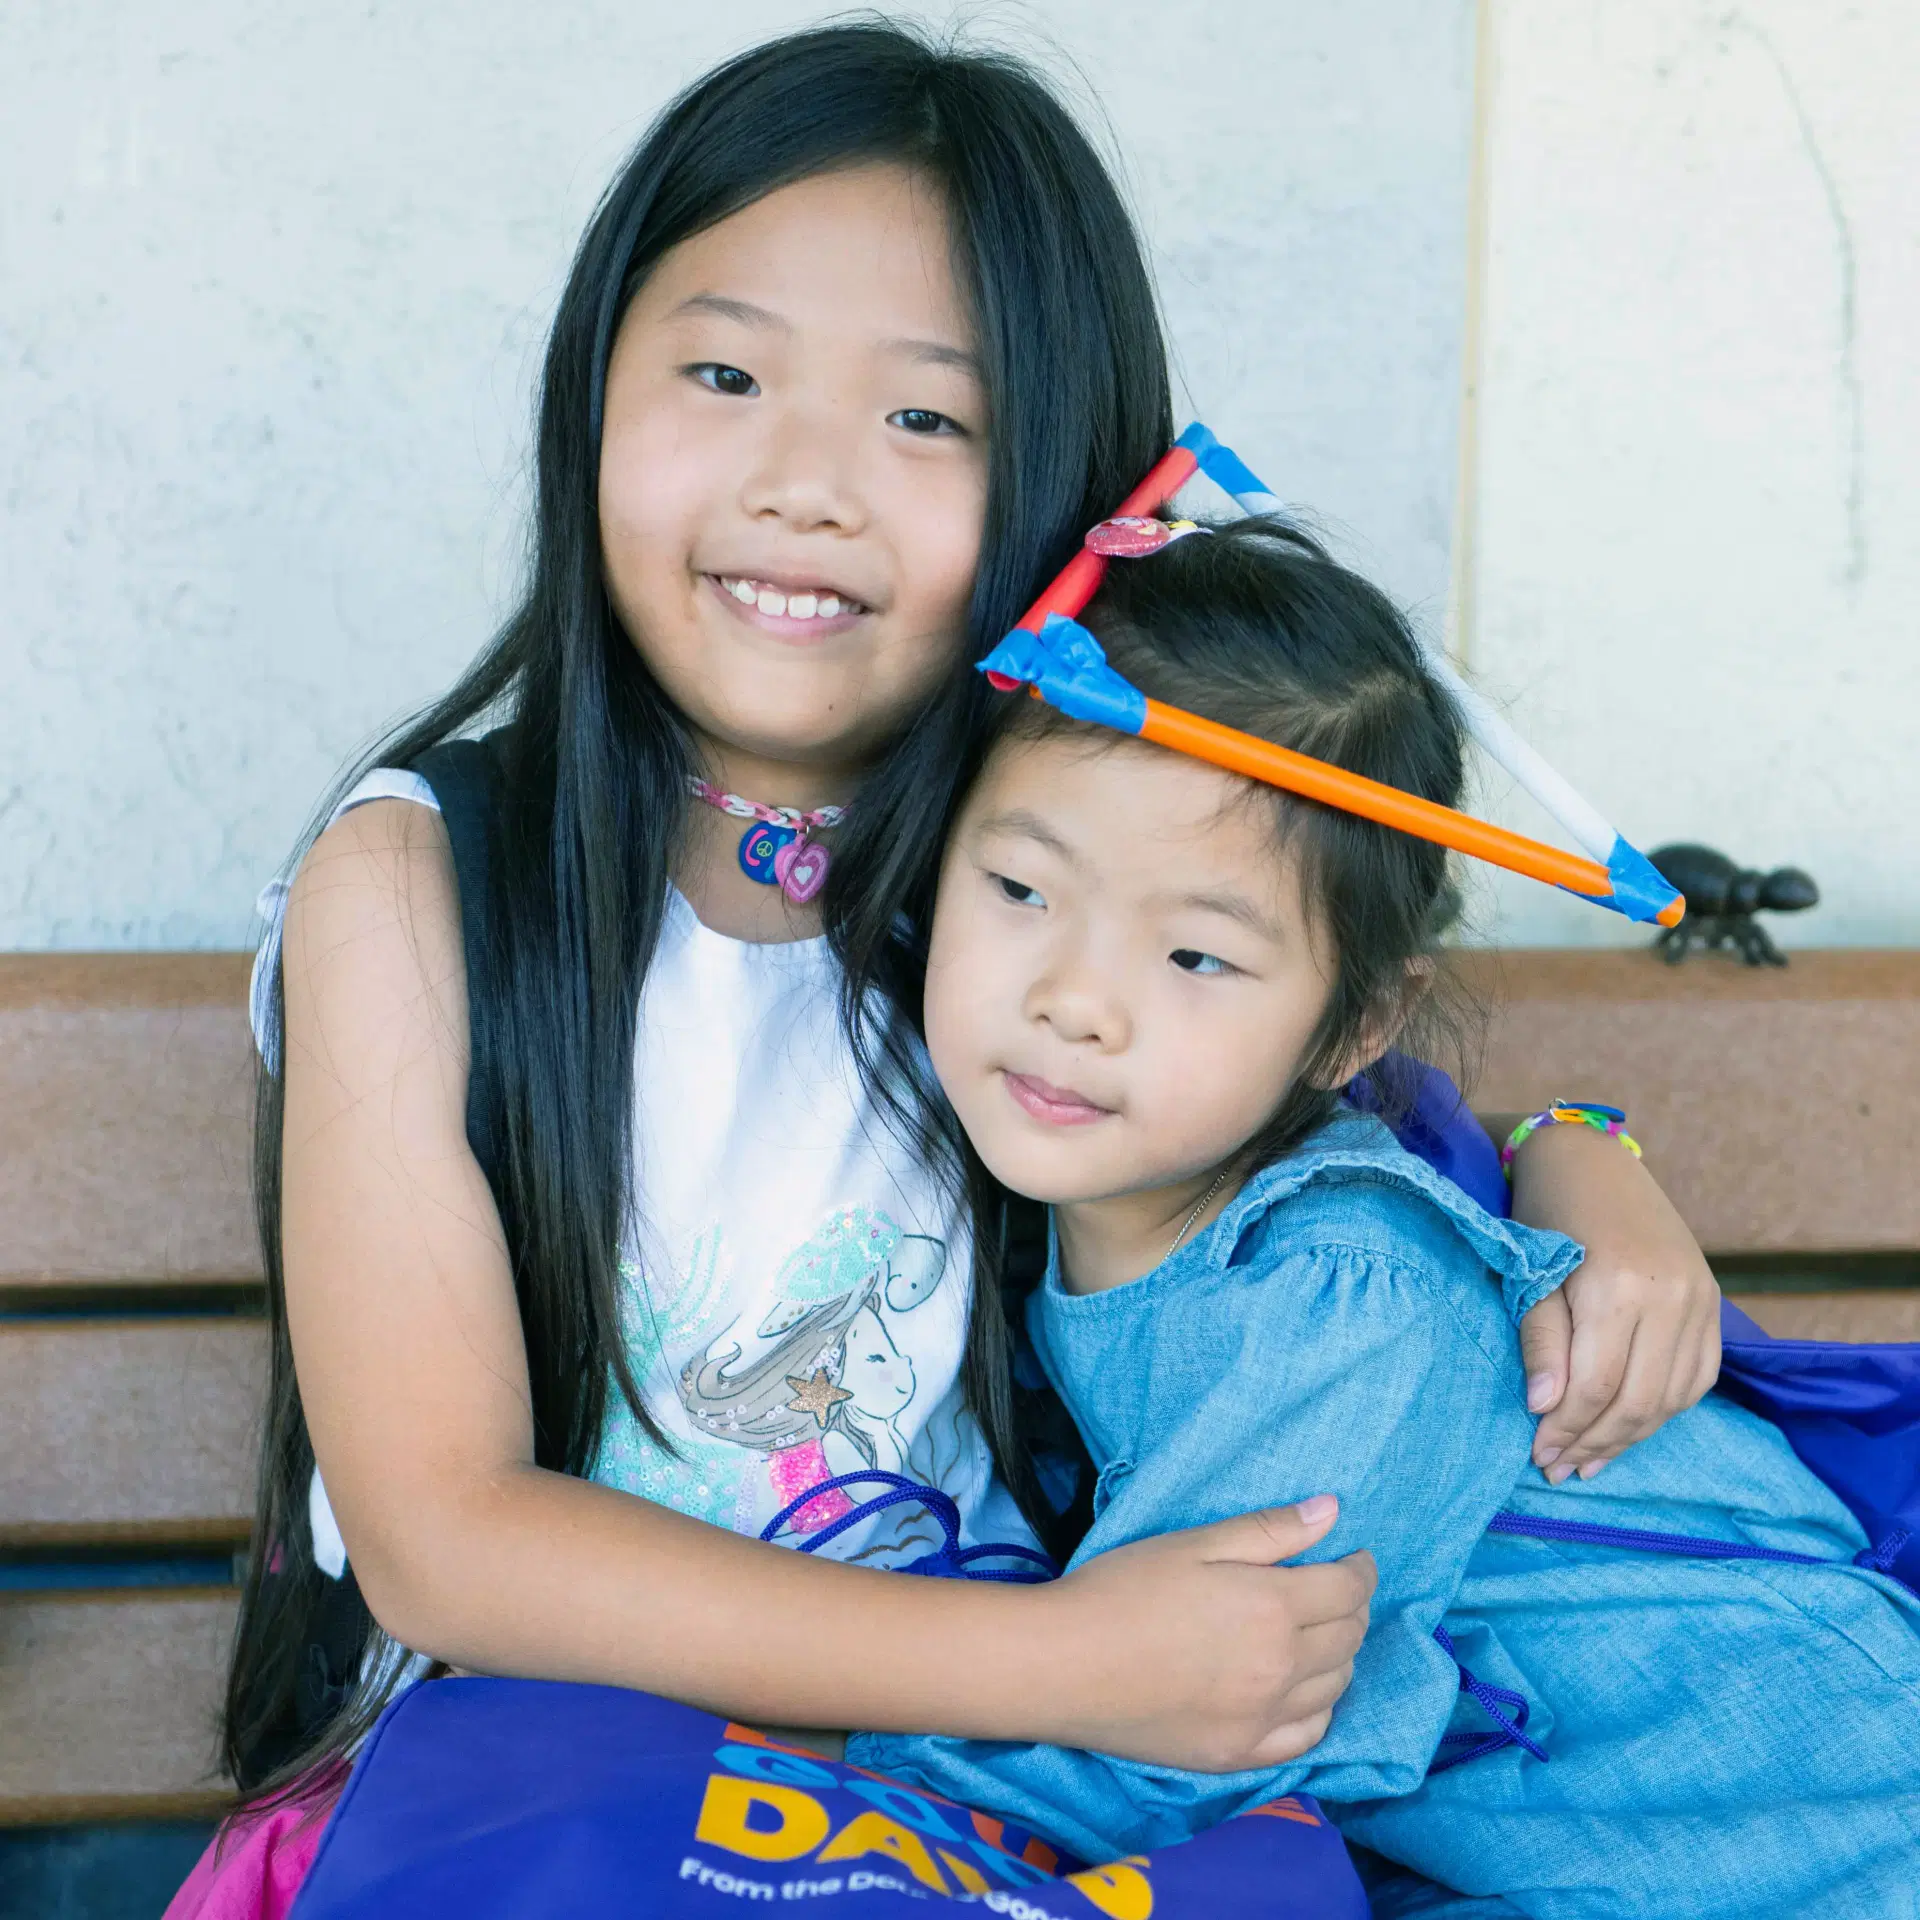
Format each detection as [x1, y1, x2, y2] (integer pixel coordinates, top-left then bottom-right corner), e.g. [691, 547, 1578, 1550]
[1139, 698, 1617, 900]
[1003, 434, 1684, 925]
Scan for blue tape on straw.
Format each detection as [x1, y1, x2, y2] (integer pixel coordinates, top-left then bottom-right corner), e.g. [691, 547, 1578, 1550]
[1603, 837, 1686, 924]
[1176, 422, 1277, 506]
[981, 614, 1148, 736]
[1556, 837, 1683, 925]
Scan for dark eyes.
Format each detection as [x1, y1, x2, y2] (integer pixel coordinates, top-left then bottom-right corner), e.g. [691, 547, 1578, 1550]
[888, 407, 962, 436]
[992, 879, 1232, 975]
[1171, 949, 1233, 978]
[688, 370, 960, 436]
[690, 363, 758, 397]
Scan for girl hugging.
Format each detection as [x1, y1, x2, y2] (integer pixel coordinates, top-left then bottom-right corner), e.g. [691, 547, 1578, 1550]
[852, 521, 1920, 1917]
[181, 20, 1762, 1920]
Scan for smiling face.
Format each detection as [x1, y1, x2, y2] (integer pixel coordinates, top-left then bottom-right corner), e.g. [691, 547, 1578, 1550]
[597, 164, 988, 796]
[925, 728, 1346, 1269]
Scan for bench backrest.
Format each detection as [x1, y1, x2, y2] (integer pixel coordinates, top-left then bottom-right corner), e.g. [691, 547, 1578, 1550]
[3, 947, 1916, 1822]
[2, 956, 258, 1824]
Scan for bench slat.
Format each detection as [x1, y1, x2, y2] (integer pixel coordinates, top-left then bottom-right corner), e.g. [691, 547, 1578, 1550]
[1728, 1289, 1920, 1345]
[0, 955, 259, 1286]
[0, 1320, 265, 1545]
[0, 1589, 236, 1824]
[1461, 950, 1920, 1255]
[7, 949, 1916, 1266]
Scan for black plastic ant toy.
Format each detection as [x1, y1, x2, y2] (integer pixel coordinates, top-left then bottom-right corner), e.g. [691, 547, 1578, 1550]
[1648, 844, 1819, 967]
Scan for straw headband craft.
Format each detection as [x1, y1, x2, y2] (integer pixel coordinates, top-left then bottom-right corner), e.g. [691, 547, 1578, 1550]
[981, 423, 1686, 928]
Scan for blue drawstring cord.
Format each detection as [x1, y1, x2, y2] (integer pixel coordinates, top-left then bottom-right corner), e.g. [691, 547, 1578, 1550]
[759, 1469, 1059, 1584]
[1428, 1511, 1911, 1777]
[1860, 1527, 1914, 1575]
[1429, 1624, 1549, 1771]
[1487, 1509, 1913, 1577]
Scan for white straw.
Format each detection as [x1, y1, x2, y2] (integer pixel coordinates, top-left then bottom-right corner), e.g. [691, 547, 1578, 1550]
[1217, 482, 1621, 865]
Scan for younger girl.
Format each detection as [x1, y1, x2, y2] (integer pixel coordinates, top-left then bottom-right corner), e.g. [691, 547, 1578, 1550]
[857, 520, 1920, 1916]
[178, 19, 1722, 1915]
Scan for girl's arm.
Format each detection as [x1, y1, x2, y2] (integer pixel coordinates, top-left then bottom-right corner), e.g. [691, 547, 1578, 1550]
[279, 800, 1372, 1772]
[1501, 1121, 1721, 1484]
[1371, 1060, 1720, 1484]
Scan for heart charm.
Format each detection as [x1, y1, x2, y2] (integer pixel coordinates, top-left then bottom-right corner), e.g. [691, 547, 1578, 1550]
[774, 837, 830, 904]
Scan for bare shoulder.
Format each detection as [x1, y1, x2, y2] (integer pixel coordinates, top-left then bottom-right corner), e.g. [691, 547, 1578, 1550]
[282, 796, 469, 1109]
[289, 793, 457, 931]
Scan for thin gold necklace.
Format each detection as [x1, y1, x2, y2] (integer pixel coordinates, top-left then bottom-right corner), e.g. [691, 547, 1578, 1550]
[1166, 1168, 1232, 1263]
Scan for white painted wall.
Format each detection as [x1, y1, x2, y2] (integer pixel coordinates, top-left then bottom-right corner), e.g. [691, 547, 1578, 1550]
[1462, 0, 1919, 948]
[1, 1, 1474, 949]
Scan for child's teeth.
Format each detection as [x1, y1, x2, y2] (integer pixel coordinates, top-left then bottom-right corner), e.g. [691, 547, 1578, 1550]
[722, 577, 854, 618]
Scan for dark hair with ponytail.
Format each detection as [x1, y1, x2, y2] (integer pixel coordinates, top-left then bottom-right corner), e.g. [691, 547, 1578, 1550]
[988, 517, 1473, 1172]
[225, 18, 1172, 1797]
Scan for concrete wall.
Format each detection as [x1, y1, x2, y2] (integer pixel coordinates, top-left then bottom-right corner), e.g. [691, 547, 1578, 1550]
[1, 1, 1475, 949]
[1462, 0, 1919, 948]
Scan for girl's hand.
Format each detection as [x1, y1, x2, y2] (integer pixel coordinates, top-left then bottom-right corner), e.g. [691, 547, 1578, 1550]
[1035, 1496, 1375, 1772]
[1508, 1122, 1722, 1483]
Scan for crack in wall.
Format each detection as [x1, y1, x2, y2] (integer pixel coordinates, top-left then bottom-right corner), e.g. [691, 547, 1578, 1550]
[1726, 10, 1867, 590]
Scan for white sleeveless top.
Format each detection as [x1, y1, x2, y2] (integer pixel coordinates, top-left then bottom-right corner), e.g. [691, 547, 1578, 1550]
[253, 770, 1037, 1583]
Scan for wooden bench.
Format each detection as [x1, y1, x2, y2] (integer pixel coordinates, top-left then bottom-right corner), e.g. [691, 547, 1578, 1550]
[1, 956, 259, 1825]
[2, 946, 1916, 1824]
[1459, 950, 1920, 1338]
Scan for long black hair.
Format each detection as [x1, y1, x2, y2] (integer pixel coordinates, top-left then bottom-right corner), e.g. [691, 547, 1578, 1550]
[988, 517, 1473, 1170]
[226, 19, 1172, 1796]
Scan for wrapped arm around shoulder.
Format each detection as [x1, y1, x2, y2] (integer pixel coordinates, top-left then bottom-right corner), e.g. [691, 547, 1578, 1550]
[276, 800, 1372, 1767]
[852, 1235, 1552, 1860]
[1502, 1118, 1723, 1478]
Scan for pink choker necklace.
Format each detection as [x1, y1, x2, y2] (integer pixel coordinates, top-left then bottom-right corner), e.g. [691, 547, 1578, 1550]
[689, 778, 846, 905]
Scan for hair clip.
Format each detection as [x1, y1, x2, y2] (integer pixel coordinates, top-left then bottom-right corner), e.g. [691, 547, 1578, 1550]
[982, 423, 1684, 928]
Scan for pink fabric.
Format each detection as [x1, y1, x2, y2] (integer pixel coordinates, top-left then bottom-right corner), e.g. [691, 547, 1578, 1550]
[163, 1788, 341, 1920]
[767, 1437, 852, 1533]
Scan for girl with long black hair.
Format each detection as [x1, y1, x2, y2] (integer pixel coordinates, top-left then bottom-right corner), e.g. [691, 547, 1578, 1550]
[173, 20, 1720, 1914]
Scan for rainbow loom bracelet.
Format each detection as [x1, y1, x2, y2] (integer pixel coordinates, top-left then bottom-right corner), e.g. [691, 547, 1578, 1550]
[1500, 1102, 1643, 1179]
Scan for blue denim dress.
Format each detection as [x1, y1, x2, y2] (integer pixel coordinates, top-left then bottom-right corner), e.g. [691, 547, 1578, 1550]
[850, 1112, 1920, 1917]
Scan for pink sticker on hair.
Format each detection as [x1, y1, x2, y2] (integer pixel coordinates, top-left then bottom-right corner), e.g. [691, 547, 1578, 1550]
[775, 838, 830, 904]
[1085, 515, 1174, 557]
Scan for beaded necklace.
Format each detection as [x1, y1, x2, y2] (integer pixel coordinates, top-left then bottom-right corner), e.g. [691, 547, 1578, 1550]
[689, 778, 847, 905]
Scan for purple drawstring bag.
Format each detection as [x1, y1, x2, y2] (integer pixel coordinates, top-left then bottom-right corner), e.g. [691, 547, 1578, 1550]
[291, 1679, 1369, 1918]
[1716, 1297, 1920, 1595]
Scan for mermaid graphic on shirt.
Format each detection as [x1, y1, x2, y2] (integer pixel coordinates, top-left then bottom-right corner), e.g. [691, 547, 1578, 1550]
[595, 1206, 948, 1554]
[680, 1206, 943, 1531]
